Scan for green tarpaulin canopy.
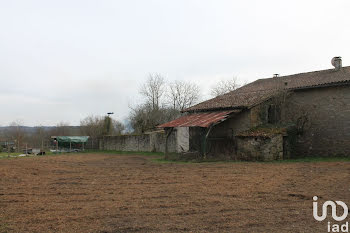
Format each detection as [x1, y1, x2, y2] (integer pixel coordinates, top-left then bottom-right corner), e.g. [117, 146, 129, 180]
[55, 136, 89, 143]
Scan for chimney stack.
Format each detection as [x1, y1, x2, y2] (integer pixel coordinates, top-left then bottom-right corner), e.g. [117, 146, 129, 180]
[331, 57, 342, 70]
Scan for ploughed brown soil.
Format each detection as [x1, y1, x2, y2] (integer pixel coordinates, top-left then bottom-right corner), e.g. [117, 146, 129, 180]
[0, 153, 349, 233]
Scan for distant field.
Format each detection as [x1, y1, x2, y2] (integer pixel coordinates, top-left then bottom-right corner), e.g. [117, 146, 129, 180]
[0, 153, 349, 232]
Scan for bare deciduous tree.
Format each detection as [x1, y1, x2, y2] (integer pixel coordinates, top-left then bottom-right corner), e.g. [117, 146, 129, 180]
[80, 115, 125, 136]
[80, 115, 105, 149]
[130, 74, 202, 133]
[210, 77, 241, 97]
[113, 120, 125, 135]
[167, 80, 201, 111]
[7, 120, 26, 152]
[32, 125, 48, 150]
[50, 122, 71, 136]
[129, 103, 179, 133]
[140, 73, 166, 110]
[80, 115, 105, 138]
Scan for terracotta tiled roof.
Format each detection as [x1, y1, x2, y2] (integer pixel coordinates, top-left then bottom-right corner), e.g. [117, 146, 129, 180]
[157, 110, 238, 128]
[185, 66, 350, 112]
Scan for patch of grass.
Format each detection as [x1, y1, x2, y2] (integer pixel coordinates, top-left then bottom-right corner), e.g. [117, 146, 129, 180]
[82, 150, 164, 157]
[0, 217, 10, 232]
[0, 151, 62, 159]
[2, 149, 348, 164]
[153, 154, 350, 164]
[84, 150, 350, 164]
[0, 152, 22, 159]
[151, 153, 244, 164]
[151, 157, 183, 163]
[151, 157, 191, 164]
[272, 157, 350, 163]
[0, 149, 165, 161]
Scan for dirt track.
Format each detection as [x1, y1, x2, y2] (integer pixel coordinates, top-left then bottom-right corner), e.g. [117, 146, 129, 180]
[0, 153, 349, 232]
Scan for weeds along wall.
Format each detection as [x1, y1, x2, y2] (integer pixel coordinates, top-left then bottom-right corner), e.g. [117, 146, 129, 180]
[99, 132, 176, 153]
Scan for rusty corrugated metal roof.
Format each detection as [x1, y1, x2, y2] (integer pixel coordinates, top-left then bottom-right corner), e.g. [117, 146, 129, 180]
[157, 110, 239, 128]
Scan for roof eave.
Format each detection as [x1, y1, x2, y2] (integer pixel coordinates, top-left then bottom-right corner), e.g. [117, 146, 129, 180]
[287, 80, 350, 91]
[182, 106, 247, 114]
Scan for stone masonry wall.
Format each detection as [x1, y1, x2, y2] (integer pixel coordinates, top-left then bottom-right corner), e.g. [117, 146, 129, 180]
[211, 111, 251, 137]
[85, 137, 100, 149]
[236, 134, 284, 161]
[281, 85, 350, 157]
[101, 134, 150, 151]
[250, 104, 267, 127]
[99, 131, 176, 153]
[149, 131, 176, 153]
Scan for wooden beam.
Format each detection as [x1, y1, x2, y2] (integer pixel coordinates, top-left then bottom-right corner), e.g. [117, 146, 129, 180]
[164, 128, 174, 159]
[202, 125, 214, 158]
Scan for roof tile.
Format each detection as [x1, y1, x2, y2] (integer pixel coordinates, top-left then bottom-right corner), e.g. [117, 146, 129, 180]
[185, 66, 350, 112]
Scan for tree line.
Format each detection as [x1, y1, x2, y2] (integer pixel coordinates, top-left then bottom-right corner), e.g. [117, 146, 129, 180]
[129, 73, 242, 133]
[0, 74, 242, 151]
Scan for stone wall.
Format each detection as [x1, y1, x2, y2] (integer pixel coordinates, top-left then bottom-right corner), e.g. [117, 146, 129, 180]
[281, 85, 350, 157]
[149, 131, 176, 153]
[250, 104, 267, 127]
[231, 85, 350, 157]
[236, 134, 284, 161]
[100, 134, 150, 151]
[99, 131, 176, 153]
[250, 96, 284, 127]
[211, 111, 251, 137]
[85, 137, 100, 150]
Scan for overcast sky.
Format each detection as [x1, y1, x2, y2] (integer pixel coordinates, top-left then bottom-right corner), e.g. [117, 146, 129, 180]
[1, 0, 349, 126]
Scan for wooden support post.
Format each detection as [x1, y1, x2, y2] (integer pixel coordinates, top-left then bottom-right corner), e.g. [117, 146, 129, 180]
[202, 125, 214, 159]
[164, 128, 173, 159]
[69, 140, 72, 152]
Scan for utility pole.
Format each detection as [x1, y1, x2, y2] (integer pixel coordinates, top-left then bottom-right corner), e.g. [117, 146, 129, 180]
[106, 112, 114, 135]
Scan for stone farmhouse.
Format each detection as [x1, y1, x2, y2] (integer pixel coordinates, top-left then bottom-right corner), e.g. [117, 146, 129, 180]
[158, 57, 350, 160]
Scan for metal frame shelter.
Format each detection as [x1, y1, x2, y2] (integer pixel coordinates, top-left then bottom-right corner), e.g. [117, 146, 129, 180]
[157, 110, 239, 157]
[51, 136, 89, 152]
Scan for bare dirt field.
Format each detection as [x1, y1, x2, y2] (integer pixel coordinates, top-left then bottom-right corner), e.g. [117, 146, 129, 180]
[0, 153, 349, 232]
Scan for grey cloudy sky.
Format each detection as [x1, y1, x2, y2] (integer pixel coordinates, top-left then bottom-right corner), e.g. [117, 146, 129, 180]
[1, 0, 349, 126]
